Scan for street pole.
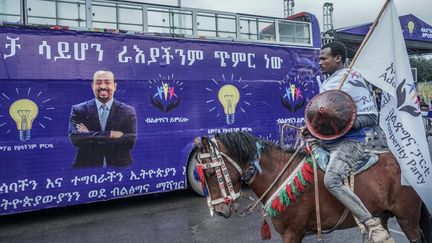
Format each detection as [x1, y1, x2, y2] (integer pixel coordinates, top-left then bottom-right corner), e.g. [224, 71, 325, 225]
[177, 0, 183, 34]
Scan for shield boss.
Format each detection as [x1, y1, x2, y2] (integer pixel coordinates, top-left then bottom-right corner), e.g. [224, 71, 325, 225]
[305, 90, 356, 140]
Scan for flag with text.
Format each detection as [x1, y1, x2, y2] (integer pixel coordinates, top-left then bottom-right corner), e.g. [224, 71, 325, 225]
[353, 0, 432, 212]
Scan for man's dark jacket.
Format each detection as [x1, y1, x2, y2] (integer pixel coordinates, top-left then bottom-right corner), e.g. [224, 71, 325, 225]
[68, 99, 137, 168]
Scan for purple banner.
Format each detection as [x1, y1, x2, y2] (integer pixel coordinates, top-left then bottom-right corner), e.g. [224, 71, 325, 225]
[400, 14, 432, 42]
[337, 14, 432, 43]
[0, 26, 320, 215]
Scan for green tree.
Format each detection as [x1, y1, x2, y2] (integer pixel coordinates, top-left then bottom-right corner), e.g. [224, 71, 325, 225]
[409, 57, 432, 82]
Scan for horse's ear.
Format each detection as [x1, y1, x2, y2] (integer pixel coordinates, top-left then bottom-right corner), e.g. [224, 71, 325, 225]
[202, 137, 209, 146]
[201, 137, 210, 152]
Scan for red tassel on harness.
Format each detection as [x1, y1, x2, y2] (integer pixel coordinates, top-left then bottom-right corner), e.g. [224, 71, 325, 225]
[301, 162, 314, 184]
[294, 176, 305, 192]
[286, 184, 296, 202]
[260, 218, 271, 240]
[196, 165, 206, 190]
[271, 196, 285, 213]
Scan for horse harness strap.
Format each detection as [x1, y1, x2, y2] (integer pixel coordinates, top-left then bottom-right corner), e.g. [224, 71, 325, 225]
[306, 140, 369, 238]
[264, 156, 308, 210]
[239, 141, 264, 185]
[318, 167, 368, 236]
[319, 177, 351, 235]
[198, 137, 270, 218]
[198, 138, 242, 207]
[242, 167, 258, 185]
[220, 151, 243, 175]
[239, 146, 302, 216]
[308, 141, 323, 240]
[347, 175, 368, 235]
[198, 152, 242, 174]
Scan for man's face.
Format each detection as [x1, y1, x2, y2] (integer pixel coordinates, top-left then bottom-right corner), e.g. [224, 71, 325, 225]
[92, 71, 117, 103]
[319, 47, 342, 75]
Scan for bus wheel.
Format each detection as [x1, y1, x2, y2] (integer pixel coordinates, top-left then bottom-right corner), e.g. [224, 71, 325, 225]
[187, 148, 205, 196]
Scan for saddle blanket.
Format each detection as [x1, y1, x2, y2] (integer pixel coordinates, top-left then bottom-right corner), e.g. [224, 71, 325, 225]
[312, 146, 379, 175]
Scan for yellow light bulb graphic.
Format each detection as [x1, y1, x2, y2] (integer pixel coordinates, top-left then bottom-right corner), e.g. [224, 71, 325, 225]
[218, 84, 240, 125]
[407, 21, 415, 35]
[9, 99, 39, 141]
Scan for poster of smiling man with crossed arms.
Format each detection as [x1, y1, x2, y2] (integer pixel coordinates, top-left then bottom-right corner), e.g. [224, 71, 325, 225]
[68, 69, 137, 168]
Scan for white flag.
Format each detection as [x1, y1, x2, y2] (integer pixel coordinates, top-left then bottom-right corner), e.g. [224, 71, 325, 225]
[353, 0, 432, 213]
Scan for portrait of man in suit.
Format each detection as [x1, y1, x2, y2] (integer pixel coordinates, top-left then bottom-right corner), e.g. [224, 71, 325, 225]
[68, 69, 137, 168]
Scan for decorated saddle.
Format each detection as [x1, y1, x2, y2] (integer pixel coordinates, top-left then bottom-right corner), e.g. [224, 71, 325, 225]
[312, 146, 379, 175]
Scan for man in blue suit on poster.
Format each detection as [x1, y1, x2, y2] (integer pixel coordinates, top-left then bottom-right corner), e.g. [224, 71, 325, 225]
[68, 69, 137, 168]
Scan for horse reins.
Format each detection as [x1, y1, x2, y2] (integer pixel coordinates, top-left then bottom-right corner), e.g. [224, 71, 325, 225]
[237, 145, 302, 216]
[198, 136, 303, 218]
[198, 135, 366, 240]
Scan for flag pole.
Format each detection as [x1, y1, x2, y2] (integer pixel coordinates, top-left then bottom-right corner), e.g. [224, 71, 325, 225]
[337, 0, 392, 90]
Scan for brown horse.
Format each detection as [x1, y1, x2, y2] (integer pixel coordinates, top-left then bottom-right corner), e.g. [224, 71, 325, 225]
[197, 132, 428, 243]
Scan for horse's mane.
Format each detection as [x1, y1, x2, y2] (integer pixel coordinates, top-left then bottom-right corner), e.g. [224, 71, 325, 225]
[215, 132, 298, 167]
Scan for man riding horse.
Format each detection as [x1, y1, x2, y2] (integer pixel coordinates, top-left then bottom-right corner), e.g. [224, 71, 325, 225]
[305, 41, 394, 243]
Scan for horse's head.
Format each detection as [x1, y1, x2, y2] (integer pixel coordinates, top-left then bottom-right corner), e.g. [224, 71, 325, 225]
[195, 132, 261, 218]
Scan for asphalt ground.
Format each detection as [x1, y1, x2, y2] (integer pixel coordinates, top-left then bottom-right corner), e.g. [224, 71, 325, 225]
[0, 134, 430, 243]
[0, 189, 411, 243]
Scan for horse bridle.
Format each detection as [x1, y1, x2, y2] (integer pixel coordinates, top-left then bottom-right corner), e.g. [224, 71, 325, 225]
[198, 138, 243, 216]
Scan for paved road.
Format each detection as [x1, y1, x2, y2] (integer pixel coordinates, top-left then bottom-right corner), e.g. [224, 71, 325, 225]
[1, 136, 430, 243]
[0, 189, 410, 243]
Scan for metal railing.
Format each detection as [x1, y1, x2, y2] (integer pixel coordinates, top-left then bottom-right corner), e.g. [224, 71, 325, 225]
[0, 0, 313, 46]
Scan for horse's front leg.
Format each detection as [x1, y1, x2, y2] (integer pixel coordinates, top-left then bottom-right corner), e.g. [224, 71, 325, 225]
[271, 206, 312, 243]
[281, 229, 305, 243]
[272, 218, 306, 243]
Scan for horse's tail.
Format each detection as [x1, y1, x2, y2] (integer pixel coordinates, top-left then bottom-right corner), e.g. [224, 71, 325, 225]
[420, 203, 432, 243]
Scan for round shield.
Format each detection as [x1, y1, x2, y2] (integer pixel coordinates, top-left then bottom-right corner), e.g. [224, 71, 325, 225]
[305, 90, 356, 140]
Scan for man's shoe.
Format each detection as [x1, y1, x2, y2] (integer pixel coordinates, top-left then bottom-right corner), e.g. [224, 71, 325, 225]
[364, 218, 395, 243]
